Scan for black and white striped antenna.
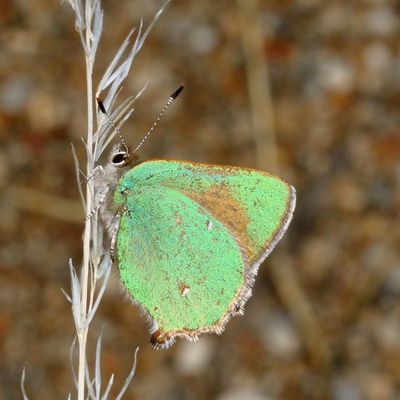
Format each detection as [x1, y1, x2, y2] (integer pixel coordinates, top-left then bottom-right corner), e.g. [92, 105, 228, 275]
[131, 83, 184, 154]
[96, 97, 129, 155]
[97, 83, 184, 154]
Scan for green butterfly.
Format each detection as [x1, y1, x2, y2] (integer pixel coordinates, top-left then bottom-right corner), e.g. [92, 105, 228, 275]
[97, 92, 296, 349]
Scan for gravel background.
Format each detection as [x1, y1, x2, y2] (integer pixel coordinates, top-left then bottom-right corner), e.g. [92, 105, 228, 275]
[1, 1, 400, 399]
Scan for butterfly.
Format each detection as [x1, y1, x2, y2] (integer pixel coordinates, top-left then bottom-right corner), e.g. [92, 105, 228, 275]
[95, 87, 296, 349]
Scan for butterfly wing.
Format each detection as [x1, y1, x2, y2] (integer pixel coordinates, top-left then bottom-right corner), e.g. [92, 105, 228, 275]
[114, 160, 296, 348]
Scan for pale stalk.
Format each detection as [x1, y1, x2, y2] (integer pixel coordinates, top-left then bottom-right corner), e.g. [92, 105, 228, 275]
[78, 20, 95, 400]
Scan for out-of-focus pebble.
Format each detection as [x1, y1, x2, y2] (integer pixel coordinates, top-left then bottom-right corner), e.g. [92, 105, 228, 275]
[261, 312, 301, 360]
[175, 336, 215, 375]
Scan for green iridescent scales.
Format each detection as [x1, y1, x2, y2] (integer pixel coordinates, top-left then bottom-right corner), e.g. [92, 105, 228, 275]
[112, 159, 296, 348]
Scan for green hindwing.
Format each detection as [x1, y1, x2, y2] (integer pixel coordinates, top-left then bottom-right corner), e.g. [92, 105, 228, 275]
[113, 160, 296, 348]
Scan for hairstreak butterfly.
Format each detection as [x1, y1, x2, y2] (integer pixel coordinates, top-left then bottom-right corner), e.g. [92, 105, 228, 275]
[95, 85, 296, 349]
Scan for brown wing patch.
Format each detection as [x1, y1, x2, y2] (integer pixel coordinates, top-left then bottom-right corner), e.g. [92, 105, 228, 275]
[184, 184, 255, 261]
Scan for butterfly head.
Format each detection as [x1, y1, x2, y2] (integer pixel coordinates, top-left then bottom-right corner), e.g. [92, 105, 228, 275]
[109, 142, 138, 169]
[100, 142, 138, 192]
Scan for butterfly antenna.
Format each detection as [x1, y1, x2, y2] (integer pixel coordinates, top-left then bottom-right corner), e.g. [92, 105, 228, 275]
[96, 98, 129, 155]
[132, 83, 185, 154]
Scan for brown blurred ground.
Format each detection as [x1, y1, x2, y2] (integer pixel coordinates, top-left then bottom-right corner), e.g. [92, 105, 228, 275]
[1, 0, 400, 399]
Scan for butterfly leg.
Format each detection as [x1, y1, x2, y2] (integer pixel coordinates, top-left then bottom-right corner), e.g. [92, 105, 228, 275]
[110, 213, 121, 262]
[86, 165, 105, 183]
[85, 185, 110, 221]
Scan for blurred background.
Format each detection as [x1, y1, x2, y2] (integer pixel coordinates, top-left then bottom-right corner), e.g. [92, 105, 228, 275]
[1, 0, 400, 399]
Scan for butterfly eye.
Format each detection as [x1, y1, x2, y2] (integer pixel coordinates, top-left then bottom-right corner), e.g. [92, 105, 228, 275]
[112, 152, 128, 166]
